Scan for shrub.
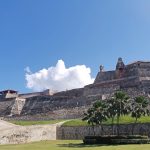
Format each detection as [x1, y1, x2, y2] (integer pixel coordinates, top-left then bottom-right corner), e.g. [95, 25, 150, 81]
[111, 139, 150, 144]
[83, 135, 150, 145]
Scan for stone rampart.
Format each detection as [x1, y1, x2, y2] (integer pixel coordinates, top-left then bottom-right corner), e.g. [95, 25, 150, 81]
[21, 96, 85, 114]
[94, 71, 116, 83]
[84, 83, 120, 96]
[0, 99, 15, 116]
[57, 123, 150, 140]
[19, 92, 43, 99]
[53, 88, 84, 97]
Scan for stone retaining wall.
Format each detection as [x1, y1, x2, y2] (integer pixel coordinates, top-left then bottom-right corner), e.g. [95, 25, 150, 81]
[57, 123, 150, 140]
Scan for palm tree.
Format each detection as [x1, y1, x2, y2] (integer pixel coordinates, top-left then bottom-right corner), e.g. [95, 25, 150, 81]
[83, 100, 108, 135]
[113, 91, 131, 135]
[82, 107, 97, 135]
[93, 100, 108, 135]
[106, 97, 117, 135]
[131, 96, 149, 134]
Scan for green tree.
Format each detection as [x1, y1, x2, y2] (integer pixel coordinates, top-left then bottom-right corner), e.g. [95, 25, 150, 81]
[131, 96, 149, 134]
[82, 107, 97, 135]
[93, 100, 108, 135]
[83, 100, 108, 135]
[131, 96, 149, 120]
[113, 91, 131, 135]
[106, 97, 117, 135]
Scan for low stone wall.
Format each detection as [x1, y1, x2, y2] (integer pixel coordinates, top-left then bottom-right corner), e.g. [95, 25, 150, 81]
[57, 123, 150, 140]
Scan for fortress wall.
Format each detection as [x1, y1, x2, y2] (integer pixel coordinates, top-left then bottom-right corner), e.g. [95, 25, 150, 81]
[17, 93, 104, 119]
[20, 95, 90, 116]
[0, 99, 15, 116]
[85, 77, 140, 96]
[19, 92, 43, 99]
[138, 68, 150, 77]
[94, 65, 142, 84]
[139, 80, 150, 94]
[122, 87, 146, 98]
[0, 91, 103, 119]
[4, 106, 89, 121]
[138, 62, 150, 68]
[84, 77, 142, 97]
[120, 77, 140, 88]
[94, 71, 116, 83]
[3, 86, 148, 120]
[94, 61, 150, 84]
[123, 67, 138, 78]
[125, 62, 150, 77]
[53, 88, 84, 97]
[126, 62, 150, 69]
[57, 123, 150, 140]
[84, 83, 120, 96]
[5, 93, 104, 120]
[141, 80, 150, 87]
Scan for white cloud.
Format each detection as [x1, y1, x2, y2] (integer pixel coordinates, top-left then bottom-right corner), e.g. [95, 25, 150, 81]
[24, 66, 31, 74]
[25, 60, 94, 92]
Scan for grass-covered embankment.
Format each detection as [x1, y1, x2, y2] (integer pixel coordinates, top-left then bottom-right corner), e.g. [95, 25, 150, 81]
[9, 119, 66, 126]
[62, 116, 150, 127]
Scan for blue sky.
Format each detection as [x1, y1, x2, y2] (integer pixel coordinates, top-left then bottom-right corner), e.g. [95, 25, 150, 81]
[1, 0, 150, 93]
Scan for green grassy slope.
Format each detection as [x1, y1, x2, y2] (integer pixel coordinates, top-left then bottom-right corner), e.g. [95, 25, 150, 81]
[0, 140, 150, 150]
[9, 119, 66, 126]
[62, 116, 150, 126]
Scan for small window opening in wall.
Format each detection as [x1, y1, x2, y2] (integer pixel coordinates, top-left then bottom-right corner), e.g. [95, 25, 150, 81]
[138, 63, 140, 66]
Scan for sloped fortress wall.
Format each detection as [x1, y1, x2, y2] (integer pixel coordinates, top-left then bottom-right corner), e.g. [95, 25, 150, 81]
[0, 99, 15, 116]
[19, 94, 103, 119]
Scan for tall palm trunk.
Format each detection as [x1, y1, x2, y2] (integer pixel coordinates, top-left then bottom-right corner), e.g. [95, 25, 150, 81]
[132, 115, 138, 135]
[92, 123, 95, 136]
[112, 117, 114, 135]
[100, 122, 103, 136]
[117, 115, 120, 136]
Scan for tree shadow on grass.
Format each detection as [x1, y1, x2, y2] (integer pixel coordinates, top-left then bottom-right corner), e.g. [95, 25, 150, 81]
[57, 143, 118, 148]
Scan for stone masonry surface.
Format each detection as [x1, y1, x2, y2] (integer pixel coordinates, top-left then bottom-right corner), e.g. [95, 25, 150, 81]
[57, 123, 150, 140]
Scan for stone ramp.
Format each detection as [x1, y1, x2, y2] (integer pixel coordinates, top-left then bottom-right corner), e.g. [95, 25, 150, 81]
[0, 120, 64, 145]
[0, 119, 18, 130]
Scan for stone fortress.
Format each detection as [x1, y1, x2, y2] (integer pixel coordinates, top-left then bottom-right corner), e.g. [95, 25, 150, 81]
[1, 58, 150, 120]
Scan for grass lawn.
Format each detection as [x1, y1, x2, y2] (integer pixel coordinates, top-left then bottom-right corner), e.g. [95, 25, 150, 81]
[9, 119, 66, 126]
[0, 140, 150, 150]
[62, 116, 150, 126]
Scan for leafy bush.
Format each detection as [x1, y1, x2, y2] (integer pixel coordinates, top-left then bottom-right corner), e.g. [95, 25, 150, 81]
[84, 135, 148, 139]
[111, 139, 150, 144]
[83, 135, 150, 145]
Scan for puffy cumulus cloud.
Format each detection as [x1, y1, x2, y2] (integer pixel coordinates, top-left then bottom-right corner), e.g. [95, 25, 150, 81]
[25, 60, 94, 92]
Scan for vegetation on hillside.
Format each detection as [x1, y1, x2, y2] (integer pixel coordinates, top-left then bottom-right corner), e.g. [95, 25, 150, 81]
[82, 91, 150, 135]
[62, 116, 150, 127]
